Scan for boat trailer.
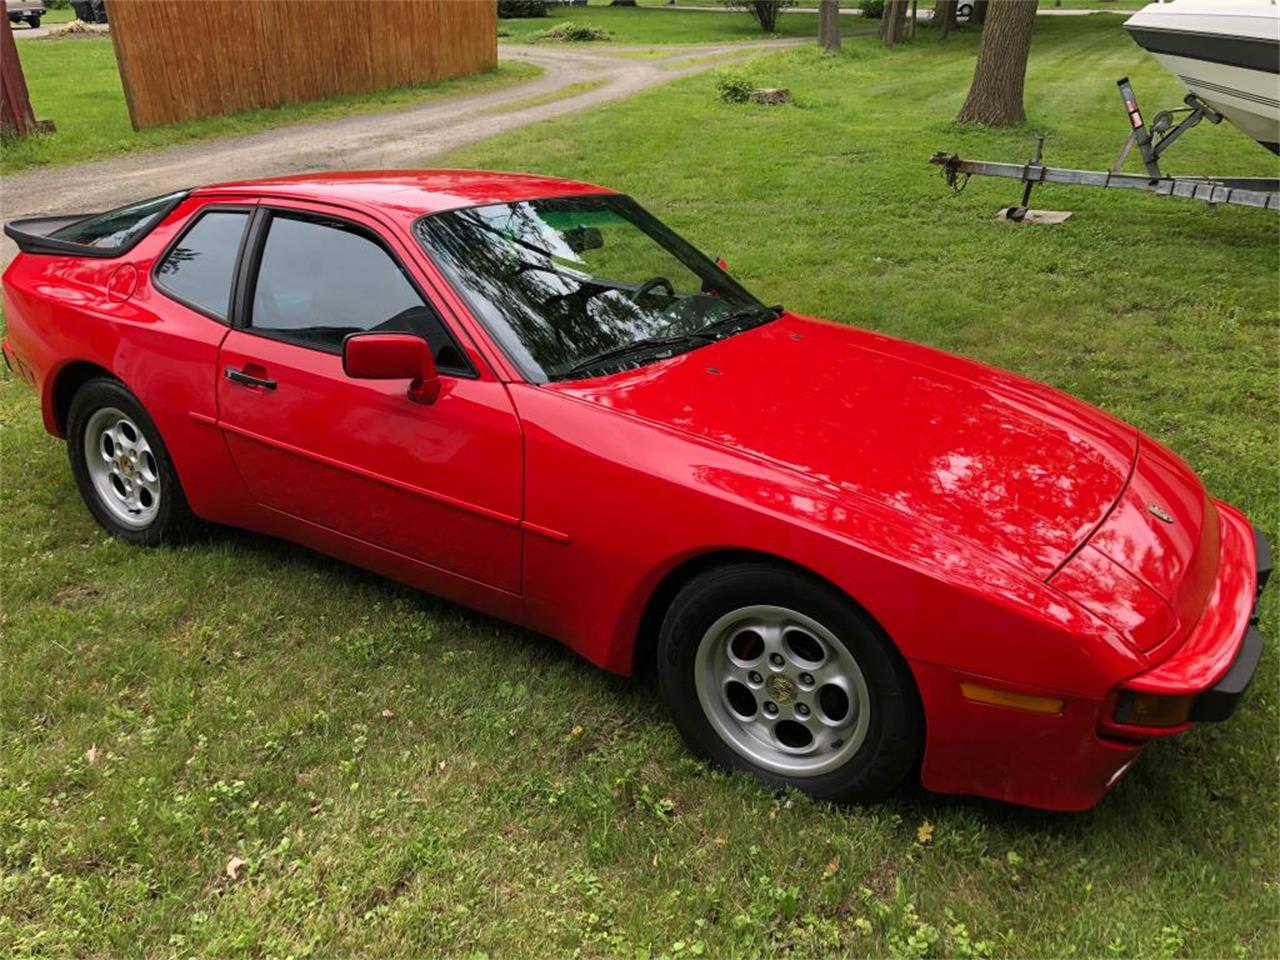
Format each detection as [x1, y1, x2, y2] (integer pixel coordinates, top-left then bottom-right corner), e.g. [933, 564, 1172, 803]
[930, 78, 1280, 219]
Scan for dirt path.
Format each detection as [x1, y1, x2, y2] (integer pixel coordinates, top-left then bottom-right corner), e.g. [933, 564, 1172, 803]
[0, 38, 820, 263]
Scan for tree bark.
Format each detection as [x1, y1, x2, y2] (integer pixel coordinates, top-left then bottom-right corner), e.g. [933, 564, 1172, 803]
[818, 0, 841, 51]
[880, 0, 908, 46]
[0, 4, 38, 138]
[935, 0, 956, 38]
[955, 0, 1038, 125]
[909, 0, 918, 40]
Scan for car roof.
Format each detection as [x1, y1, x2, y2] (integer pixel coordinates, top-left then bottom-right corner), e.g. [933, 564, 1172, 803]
[196, 170, 616, 220]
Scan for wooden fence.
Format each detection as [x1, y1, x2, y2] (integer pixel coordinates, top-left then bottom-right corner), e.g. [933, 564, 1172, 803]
[107, 0, 497, 129]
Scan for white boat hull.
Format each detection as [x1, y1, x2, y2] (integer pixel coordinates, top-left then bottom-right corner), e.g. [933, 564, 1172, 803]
[1148, 52, 1279, 152]
[1126, 1, 1280, 154]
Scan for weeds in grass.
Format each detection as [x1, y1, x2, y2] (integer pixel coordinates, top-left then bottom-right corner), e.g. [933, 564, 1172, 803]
[714, 71, 754, 103]
[532, 22, 613, 42]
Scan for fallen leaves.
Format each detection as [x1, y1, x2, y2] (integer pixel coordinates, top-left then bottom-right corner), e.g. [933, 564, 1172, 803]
[823, 854, 841, 879]
[224, 855, 247, 882]
[83, 745, 100, 766]
[916, 820, 934, 845]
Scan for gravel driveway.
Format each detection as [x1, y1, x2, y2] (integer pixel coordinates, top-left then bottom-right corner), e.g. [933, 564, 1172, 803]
[0, 38, 820, 264]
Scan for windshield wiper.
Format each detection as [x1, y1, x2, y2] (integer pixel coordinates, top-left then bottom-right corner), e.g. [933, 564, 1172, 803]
[695, 303, 783, 337]
[562, 332, 714, 378]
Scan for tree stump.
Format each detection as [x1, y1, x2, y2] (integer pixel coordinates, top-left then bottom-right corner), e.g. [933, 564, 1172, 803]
[749, 88, 792, 105]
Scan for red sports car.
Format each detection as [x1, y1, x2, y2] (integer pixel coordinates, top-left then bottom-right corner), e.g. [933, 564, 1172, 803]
[2, 171, 1268, 811]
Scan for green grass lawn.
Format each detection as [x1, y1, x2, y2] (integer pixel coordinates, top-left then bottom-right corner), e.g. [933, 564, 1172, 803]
[500, 4, 825, 43]
[2, 13, 1278, 959]
[0, 40, 540, 174]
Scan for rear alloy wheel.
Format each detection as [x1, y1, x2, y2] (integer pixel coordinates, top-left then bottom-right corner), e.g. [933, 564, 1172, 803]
[658, 563, 922, 803]
[67, 378, 197, 545]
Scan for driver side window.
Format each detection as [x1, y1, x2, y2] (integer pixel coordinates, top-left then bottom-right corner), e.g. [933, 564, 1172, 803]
[249, 213, 469, 373]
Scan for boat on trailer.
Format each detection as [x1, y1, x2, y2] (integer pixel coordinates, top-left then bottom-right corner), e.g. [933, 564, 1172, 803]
[1125, 0, 1280, 155]
[928, 2, 1279, 216]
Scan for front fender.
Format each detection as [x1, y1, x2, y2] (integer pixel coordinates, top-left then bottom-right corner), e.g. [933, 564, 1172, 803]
[509, 383, 1141, 696]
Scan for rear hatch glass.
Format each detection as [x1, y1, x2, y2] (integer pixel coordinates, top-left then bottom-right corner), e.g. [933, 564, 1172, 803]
[49, 191, 188, 250]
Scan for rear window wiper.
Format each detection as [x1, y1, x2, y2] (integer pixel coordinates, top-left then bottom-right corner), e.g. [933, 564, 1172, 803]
[561, 332, 714, 379]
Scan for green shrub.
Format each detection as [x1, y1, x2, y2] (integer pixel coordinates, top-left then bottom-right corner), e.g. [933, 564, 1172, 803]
[498, 0, 547, 18]
[860, 0, 885, 18]
[714, 72, 753, 104]
[532, 22, 611, 42]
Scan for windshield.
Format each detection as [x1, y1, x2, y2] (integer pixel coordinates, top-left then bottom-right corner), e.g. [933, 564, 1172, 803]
[414, 195, 770, 382]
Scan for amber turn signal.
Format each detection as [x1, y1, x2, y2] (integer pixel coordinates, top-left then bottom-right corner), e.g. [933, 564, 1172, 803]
[1114, 691, 1194, 728]
[960, 683, 1065, 715]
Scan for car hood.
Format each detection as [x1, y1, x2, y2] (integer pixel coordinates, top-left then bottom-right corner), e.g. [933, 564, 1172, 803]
[548, 314, 1138, 579]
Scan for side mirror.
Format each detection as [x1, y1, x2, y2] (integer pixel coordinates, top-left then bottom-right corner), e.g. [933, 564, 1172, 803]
[342, 333, 440, 404]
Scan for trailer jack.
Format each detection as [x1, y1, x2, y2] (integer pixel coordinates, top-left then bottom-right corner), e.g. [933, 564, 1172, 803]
[931, 78, 1280, 217]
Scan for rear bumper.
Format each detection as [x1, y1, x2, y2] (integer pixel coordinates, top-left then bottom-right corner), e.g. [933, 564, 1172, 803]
[916, 510, 1268, 812]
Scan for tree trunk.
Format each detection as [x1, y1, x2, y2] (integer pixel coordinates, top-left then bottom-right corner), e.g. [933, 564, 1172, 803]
[880, 0, 908, 46]
[818, 0, 841, 51]
[909, 0, 918, 40]
[0, 4, 38, 138]
[750, 1, 782, 32]
[935, 0, 956, 38]
[955, 0, 1038, 126]
[973, 0, 989, 24]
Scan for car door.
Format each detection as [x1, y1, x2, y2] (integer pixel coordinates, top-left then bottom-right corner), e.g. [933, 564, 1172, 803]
[215, 201, 523, 594]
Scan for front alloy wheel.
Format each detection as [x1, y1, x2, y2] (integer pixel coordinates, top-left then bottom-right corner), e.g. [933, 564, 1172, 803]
[695, 604, 872, 778]
[659, 562, 922, 803]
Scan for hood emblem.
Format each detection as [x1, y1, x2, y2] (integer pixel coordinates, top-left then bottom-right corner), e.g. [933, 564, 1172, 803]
[1148, 504, 1174, 524]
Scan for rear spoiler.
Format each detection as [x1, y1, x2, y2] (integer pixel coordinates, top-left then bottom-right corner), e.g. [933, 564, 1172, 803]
[4, 190, 189, 258]
[4, 213, 108, 257]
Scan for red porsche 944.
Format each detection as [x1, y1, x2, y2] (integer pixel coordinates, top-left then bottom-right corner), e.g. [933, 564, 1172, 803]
[3, 171, 1268, 811]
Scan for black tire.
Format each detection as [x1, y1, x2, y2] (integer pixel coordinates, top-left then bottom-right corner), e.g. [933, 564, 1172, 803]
[657, 562, 922, 804]
[66, 378, 198, 546]
[957, 3, 972, 17]
[26, 15, 40, 27]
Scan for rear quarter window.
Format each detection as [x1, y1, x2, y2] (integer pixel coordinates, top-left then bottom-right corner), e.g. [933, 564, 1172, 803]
[153, 209, 251, 321]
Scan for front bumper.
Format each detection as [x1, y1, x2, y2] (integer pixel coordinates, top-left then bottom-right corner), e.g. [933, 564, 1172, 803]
[1108, 518, 1269, 736]
[916, 511, 1269, 812]
[1186, 526, 1268, 721]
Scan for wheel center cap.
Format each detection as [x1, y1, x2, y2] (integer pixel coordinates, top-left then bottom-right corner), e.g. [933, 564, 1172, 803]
[766, 674, 797, 704]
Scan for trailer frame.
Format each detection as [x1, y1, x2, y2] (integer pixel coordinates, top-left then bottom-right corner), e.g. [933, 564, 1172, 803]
[930, 78, 1280, 216]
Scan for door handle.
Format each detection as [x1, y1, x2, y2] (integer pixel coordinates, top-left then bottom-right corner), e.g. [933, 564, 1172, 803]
[224, 366, 276, 390]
